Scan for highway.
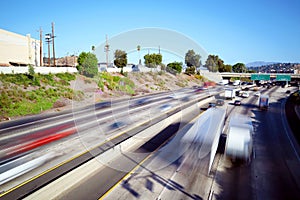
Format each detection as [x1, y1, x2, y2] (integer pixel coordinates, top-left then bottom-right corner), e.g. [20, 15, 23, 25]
[0, 87, 219, 199]
[1, 85, 299, 200]
[97, 86, 300, 200]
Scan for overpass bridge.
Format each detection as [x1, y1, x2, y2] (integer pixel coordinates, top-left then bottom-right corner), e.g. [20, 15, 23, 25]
[220, 72, 300, 81]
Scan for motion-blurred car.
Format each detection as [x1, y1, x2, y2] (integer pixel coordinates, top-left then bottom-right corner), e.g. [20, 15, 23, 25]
[242, 92, 249, 98]
[110, 121, 126, 129]
[234, 100, 241, 106]
[134, 97, 150, 106]
[159, 104, 172, 112]
[216, 99, 225, 106]
[208, 102, 216, 108]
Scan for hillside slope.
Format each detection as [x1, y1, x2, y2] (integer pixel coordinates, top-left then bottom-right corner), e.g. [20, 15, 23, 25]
[0, 71, 204, 121]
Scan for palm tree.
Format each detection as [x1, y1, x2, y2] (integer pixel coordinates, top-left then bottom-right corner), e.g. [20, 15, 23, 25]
[137, 45, 141, 64]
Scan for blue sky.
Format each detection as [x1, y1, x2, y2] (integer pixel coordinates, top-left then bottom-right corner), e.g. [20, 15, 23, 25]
[1, 0, 300, 65]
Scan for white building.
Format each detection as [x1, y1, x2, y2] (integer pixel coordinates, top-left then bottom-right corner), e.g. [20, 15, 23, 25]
[0, 29, 41, 66]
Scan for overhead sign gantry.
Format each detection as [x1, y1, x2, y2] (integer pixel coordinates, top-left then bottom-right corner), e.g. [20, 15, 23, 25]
[251, 74, 270, 81]
[251, 74, 291, 81]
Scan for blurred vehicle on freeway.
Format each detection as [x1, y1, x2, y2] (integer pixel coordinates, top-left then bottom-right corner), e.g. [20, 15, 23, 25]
[241, 92, 249, 98]
[208, 102, 216, 108]
[159, 104, 172, 112]
[216, 99, 225, 106]
[234, 100, 241, 106]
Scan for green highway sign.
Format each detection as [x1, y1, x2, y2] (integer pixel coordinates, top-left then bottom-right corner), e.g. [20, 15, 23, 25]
[276, 74, 291, 81]
[251, 74, 270, 81]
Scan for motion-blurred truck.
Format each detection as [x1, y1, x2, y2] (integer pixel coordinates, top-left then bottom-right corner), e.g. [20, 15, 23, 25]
[259, 95, 269, 110]
[225, 88, 236, 99]
[225, 114, 253, 162]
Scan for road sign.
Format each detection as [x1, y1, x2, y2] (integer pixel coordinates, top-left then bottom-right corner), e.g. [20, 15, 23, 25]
[251, 74, 270, 81]
[276, 74, 291, 81]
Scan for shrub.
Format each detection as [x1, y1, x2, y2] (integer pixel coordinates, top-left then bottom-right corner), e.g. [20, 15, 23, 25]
[28, 65, 35, 76]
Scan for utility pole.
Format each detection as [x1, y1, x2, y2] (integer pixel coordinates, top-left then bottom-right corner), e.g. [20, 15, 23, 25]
[45, 33, 51, 67]
[105, 35, 110, 69]
[52, 22, 56, 67]
[39, 27, 43, 66]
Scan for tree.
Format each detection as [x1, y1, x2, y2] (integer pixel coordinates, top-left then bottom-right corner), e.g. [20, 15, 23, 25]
[167, 62, 182, 74]
[91, 45, 95, 51]
[224, 64, 232, 72]
[205, 54, 224, 72]
[77, 52, 98, 77]
[144, 53, 162, 68]
[185, 66, 196, 75]
[185, 49, 201, 68]
[82, 53, 98, 77]
[232, 63, 247, 73]
[216, 58, 226, 72]
[77, 52, 88, 66]
[114, 49, 127, 68]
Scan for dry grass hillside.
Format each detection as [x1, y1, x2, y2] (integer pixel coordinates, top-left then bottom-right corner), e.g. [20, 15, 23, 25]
[65, 71, 204, 112]
[0, 71, 205, 120]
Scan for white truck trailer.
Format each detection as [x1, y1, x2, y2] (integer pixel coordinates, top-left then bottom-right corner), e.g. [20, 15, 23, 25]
[225, 114, 253, 162]
[225, 88, 236, 99]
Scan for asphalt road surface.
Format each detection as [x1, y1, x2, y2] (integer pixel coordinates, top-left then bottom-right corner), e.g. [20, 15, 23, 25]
[212, 86, 300, 200]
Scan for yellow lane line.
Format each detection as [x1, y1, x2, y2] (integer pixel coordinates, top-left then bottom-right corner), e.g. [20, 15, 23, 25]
[0, 110, 167, 197]
[1, 95, 206, 198]
[99, 111, 204, 200]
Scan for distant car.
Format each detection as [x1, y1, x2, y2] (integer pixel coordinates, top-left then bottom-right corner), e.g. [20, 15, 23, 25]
[134, 97, 150, 106]
[208, 102, 216, 108]
[242, 92, 249, 98]
[255, 92, 261, 97]
[159, 104, 172, 112]
[110, 121, 126, 129]
[216, 99, 225, 106]
[234, 100, 241, 106]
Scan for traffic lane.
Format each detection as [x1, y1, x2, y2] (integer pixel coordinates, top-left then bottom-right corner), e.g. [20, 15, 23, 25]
[102, 111, 219, 200]
[214, 86, 300, 200]
[251, 92, 300, 199]
[212, 92, 254, 200]
[0, 93, 180, 162]
[52, 121, 185, 200]
[51, 100, 203, 200]
[1, 91, 203, 197]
